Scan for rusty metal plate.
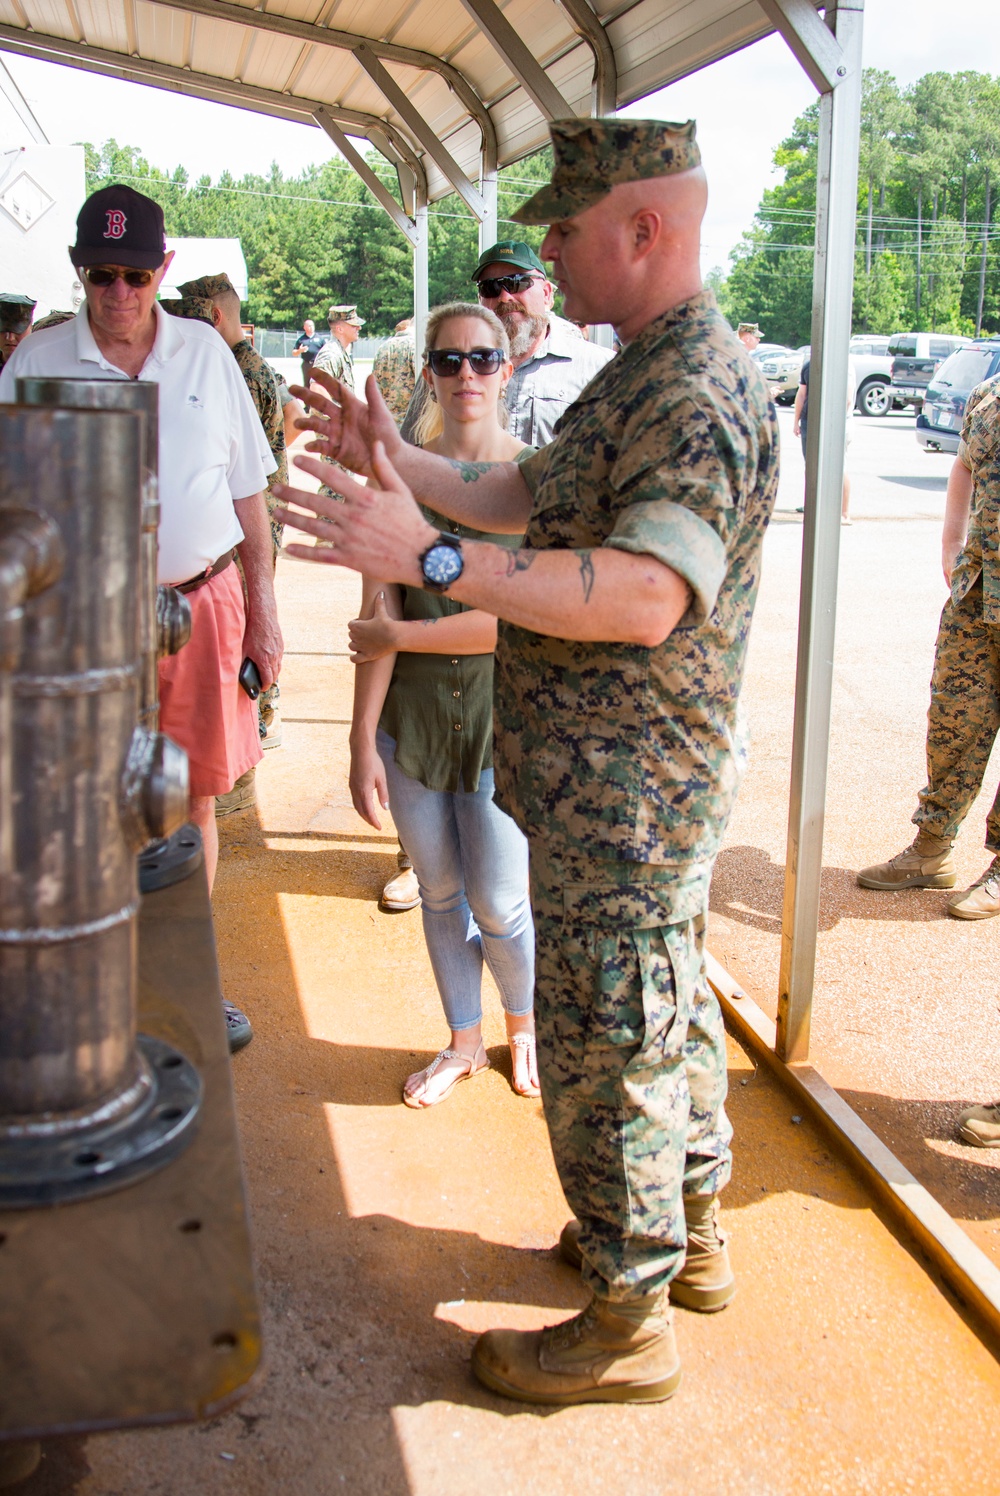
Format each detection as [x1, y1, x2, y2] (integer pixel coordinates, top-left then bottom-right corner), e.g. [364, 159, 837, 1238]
[0, 868, 261, 1439]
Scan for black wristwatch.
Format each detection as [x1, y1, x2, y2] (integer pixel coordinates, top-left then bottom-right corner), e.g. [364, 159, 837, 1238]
[419, 532, 464, 593]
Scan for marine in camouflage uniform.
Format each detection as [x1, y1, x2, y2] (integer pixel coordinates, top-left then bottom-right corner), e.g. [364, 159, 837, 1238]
[860, 374, 1000, 917]
[494, 286, 778, 1301]
[372, 319, 416, 427]
[312, 305, 363, 501]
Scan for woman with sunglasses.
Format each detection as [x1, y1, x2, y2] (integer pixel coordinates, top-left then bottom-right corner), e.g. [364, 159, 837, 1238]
[348, 302, 539, 1107]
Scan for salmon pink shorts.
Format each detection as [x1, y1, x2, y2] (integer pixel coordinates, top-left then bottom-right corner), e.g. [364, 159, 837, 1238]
[158, 565, 262, 799]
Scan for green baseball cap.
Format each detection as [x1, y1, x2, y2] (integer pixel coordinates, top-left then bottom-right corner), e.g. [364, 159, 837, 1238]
[512, 118, 701, 225]
[472, 241, 547, 281]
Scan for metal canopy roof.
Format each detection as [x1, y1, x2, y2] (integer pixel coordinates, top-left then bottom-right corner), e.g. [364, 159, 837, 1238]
[0, 0, 817, 211]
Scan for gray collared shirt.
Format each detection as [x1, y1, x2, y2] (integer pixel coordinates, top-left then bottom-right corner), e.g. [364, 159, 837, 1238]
[399, 314, 614, 446]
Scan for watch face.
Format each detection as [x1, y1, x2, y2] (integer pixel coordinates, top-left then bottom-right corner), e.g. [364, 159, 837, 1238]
[423, 543, 463, 587]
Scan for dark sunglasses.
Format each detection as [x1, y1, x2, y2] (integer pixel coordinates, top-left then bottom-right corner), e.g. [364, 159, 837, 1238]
[82, 266, 156, 287]
[476, 273, 543, 299]
[426, 347, 505, 377]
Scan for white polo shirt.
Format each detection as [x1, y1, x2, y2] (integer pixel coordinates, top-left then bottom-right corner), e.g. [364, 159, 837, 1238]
[0, 305, 275, 584]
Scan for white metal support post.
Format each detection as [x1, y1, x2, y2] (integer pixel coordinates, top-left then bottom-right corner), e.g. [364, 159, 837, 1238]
[479, 162, 498, 255]
[413, 196, 430, 365]
[774, 0, 864, 1063]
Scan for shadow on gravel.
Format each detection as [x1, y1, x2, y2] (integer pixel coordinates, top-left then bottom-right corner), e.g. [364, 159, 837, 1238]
[835, 1089, 1000, 1224]
[879, 474, 948, 491]
[711, 845, 956, 932]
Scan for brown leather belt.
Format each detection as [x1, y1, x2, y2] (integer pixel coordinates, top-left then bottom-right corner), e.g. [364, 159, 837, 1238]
[175, 549, 235, 595]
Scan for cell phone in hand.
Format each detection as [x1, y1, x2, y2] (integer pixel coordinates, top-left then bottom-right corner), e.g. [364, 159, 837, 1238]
[238, 657, 263, 700]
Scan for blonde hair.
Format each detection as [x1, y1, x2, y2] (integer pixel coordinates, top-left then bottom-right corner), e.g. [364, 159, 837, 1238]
[413, 302, 511, 447]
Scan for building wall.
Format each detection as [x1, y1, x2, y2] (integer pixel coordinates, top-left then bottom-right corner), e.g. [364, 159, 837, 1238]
[0, 145, 87, 315]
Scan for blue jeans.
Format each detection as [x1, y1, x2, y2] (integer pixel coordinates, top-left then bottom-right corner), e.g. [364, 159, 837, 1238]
[378, 730, 534, 1032]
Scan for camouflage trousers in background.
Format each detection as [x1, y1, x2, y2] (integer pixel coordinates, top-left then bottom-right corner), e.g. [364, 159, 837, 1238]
[529, 843, 732, 1303]
[914, 581, 1000, 852]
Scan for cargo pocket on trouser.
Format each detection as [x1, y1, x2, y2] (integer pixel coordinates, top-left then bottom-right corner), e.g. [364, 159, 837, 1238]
[533, 880, 695, 1298]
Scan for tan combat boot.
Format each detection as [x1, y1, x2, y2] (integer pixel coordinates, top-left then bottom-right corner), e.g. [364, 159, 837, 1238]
[856, 830, 956, 891]
[956, 1102, 1000, 1147]
[472, 1291, 681, 1405]
[559, 1195, 736, 1313]
[947, 858, 1000, 920]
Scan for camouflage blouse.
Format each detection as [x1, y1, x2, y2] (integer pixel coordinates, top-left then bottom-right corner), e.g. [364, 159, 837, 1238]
[954, 374, 1000, 620]
[492, 290, 779, 906]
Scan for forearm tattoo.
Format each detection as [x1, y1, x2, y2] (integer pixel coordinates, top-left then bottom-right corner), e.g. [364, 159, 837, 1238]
[579, 550, 595, 603]
[448, 459, 495, 484]
[504, 549, 537, 578]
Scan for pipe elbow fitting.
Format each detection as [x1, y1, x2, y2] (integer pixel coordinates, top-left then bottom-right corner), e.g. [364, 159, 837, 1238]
[119, 728, 190, 851]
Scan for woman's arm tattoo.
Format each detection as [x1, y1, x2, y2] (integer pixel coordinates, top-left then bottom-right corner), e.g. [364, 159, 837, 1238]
[579, 550, 595, 603]
[447, 459, 495, 484]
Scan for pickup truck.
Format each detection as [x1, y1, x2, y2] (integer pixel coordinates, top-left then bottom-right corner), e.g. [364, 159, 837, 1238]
[759, 337, 900, 415]
[889, 333, 971, 411]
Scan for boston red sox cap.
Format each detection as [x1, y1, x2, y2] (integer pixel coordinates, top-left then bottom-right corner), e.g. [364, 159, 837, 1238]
[70, 185, 167, 270]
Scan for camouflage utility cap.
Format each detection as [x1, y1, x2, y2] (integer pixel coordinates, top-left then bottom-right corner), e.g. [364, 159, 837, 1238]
[512, 117, 700, 225]
[31, 309, 75, 332]
[0, 293, 35, 333]
[737, 323, 761, 338]
[178, 272, 238, 300]
[162, 295, 215, 324]
[328, 304, 365, 327]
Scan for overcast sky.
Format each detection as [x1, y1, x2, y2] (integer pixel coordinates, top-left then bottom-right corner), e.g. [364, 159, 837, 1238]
[3, 0, 998, 271]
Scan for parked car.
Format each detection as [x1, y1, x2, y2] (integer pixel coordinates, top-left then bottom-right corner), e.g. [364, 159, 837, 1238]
[916, 340, 1000, 454]
[889, 332, 971, 410]
[758, 345, 806, 404]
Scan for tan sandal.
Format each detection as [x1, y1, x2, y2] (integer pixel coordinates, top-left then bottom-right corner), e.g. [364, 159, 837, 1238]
[402, 1042, 490, 1109]
[509, 1032, 541, 1099]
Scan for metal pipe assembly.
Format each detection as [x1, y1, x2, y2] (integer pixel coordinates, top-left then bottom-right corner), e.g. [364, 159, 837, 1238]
[15, 377, 204, 893]
[0, 404, 201, 1207]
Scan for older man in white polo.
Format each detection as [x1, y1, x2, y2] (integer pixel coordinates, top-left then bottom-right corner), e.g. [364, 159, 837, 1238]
[0, 184, 283, 1052]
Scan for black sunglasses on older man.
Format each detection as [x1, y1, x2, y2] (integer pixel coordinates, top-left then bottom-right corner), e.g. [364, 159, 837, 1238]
[426, 347, 505, 377]
[477, 273, 544, 300]
[81, 266, 157, 288]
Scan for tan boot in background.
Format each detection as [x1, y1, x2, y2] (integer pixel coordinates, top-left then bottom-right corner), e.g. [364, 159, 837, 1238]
[947, 858, 1000, 920]
[472, 1291, 681, 1405]
[559, 1195, 735, 1312]
[857, 830, 956, 890]
[956, 1102, 1000, 1147]
[215, 766, 256, 818]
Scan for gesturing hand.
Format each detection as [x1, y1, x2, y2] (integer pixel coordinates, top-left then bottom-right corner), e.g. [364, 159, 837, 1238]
[289, 370, 401, 478]
[274, 441, 438, 587]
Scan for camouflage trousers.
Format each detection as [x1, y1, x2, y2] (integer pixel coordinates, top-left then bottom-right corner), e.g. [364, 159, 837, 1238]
[529, 844, 732, 1303]
[914, 581, 1000, 852]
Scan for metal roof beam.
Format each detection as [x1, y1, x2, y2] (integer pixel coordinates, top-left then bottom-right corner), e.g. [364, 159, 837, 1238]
[137, 0, 497, 161]
[313, 106, 418, 245]
[353, 42, 487, 220]
[756, 0, 846, 94]
[0, 28, 427, 199]
[551, 0, 616, 116]
[458, 0, 574, 122]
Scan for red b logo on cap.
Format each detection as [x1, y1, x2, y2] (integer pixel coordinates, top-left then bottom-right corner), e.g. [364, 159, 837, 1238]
[104, 210, 127, 240]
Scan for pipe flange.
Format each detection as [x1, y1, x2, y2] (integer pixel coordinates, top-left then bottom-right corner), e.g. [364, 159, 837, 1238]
[0, 1036, 202, 1208]
[138, 823, 204, 894]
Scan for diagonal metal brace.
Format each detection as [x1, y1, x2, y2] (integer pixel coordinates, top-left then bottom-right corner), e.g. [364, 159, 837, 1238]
[352, 43, 487, 221]
[756, 0, 848, 94]
[313, 109, 418, 245]
[458, 0, 576, 122]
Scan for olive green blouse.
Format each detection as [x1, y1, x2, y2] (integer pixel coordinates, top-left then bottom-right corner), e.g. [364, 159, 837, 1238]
[378, 504, 523, 793]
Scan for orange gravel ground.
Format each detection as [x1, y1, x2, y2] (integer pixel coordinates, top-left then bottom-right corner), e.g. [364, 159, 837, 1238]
[22, 413, 1000, 1494]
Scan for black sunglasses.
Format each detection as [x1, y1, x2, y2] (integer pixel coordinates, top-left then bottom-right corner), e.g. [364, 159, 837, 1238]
[476, 273, 543, 299]
[82, 266, 156, 287]
[426, 347, 505, 377]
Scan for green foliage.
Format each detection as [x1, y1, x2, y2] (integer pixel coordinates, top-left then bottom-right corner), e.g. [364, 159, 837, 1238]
[717, 68, 1000, 346]
[81, 140, 553, 335]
